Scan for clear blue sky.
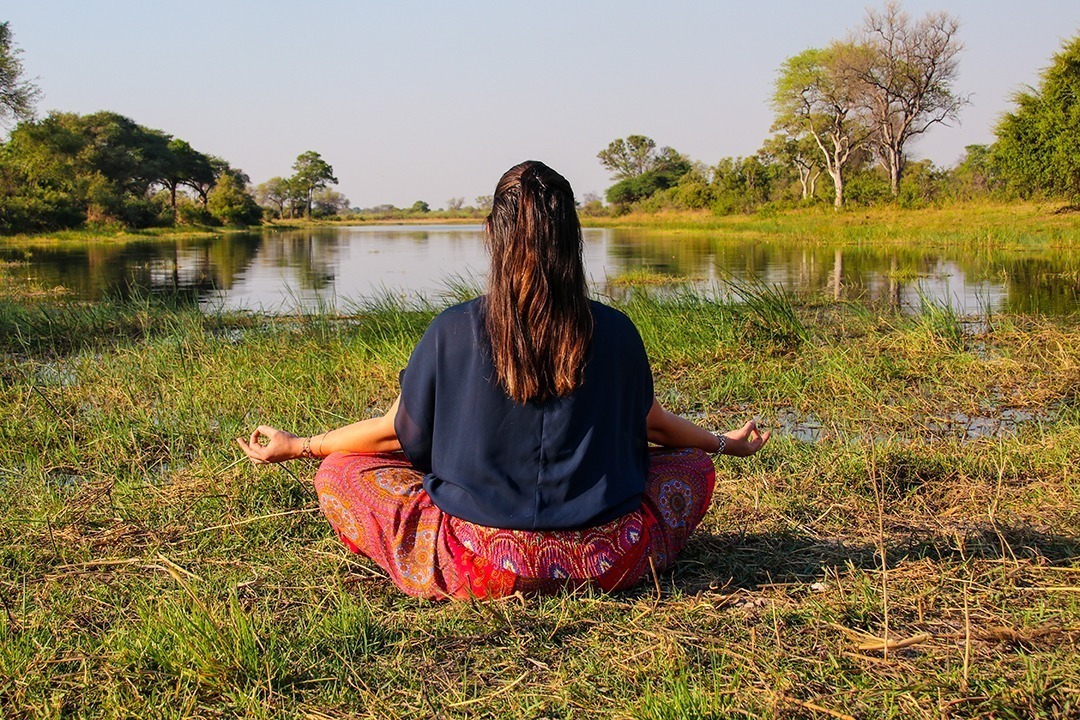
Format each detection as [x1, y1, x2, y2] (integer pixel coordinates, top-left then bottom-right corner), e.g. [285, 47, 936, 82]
[5, 1, 1078, 208]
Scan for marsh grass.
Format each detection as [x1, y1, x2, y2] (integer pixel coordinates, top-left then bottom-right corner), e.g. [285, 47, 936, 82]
[607, 269, 693, 288]
[0, 280, 1078, 718]
[584, 202, 1080, 251]
[0, 226, 237, 249]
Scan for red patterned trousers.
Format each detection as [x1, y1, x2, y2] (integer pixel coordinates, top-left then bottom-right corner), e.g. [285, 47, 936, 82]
[313, 448, 715, 600]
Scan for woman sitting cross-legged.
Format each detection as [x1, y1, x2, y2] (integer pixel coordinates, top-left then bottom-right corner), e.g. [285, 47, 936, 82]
[238, 160, 769, 600]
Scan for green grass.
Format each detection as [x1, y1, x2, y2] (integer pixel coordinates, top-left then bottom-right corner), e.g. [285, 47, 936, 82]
[606, 269, 693, 287]
[584, 201, 1080, 250]
[0, 225, 247, 248]
[0, 278, 1078, 717]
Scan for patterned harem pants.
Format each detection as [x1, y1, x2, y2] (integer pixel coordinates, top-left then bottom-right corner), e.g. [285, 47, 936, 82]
[313, 448, 715, 600]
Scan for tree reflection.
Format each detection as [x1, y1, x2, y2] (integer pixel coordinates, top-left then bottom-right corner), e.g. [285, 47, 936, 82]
[599, 230, 1079, 314]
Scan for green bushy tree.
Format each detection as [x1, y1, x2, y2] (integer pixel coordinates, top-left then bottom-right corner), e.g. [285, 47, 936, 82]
[993, 34, 1080, 200]
[207, 170, 261, 226]
[290, 151, 337, 218]
[945, 144, 997, 200]
[598, 136, 691, 207]
[0, 109, 236, 231]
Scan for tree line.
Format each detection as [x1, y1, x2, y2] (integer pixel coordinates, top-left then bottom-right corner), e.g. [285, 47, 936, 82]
[0, 109, 268, 232]
[0, 108, 344, 232]
[3, 8, 1079, 234]
[0, 22, 351, 233]
[596, 5, 1080, 214]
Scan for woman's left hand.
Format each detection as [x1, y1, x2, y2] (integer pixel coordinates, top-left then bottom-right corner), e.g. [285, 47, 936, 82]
[721, 420, 771, 457]
[237, 425, 303, 465]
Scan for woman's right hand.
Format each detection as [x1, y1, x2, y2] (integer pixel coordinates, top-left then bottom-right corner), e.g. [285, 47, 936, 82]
[236, 425, 304, 465]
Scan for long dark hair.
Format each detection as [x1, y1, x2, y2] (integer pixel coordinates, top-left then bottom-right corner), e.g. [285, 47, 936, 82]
[484, 161, 593, 404]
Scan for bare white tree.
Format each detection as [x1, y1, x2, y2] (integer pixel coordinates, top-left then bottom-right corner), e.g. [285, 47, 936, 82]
[848, 2, 968, 195]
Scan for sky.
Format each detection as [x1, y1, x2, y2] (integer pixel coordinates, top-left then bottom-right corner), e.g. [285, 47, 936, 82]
[5, 2, 1079, 209]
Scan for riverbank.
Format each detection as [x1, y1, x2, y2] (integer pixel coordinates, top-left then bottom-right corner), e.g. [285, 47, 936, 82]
[267, 215, 484, 229]
[3, 201, 1077, 250]
[0, 224, 245, 248]
[583, 201, 1080, 248]
[1, 286, 1077, 717]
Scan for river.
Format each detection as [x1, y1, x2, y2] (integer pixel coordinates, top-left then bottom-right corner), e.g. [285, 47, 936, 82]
[2, 224, 1076, 314]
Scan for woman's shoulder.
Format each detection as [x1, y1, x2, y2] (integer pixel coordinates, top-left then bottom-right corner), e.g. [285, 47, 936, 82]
[589, 300, 639, 334]
[428, 297, 484, 330]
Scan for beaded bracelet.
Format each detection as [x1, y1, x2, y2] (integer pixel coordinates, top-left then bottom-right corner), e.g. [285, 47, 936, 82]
[300, 436, 314, 459]
[711, 433, 727, 456]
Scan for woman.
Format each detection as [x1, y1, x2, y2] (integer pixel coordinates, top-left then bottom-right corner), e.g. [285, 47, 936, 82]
[238, 161, 769, 599]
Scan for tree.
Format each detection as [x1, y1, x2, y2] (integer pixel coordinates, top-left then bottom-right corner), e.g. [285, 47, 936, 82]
[846, 2, 967, 195]
[762, 133, 822, 201]
[312, 188, 350, 216]
[179, 155, 237, 208]
[474, 195, 493, 212]
[993, 34, 1080, 200]
[1, 109, 253, 231]
[709, 155, 781, 214]
[254, 176, 290, 218]
[0, 22, 40, 127]
[284, 177, 307, 218]
[446, 196, 464, 211]
[772, 45, 875, 208]
[599, 137, 691, 206]
[578, 191, 607, 216]
[947, 144, 996, 200]
[159, 138, 214, 212]
[408, 200, 430, 214]
[5, 111, 174, 224]
[207, 170, 261, 226]
[290, 150, 337, 218]
[671, 165, 714, 209]
[597, 135, 658, 180]
[605, 173, 668, 205]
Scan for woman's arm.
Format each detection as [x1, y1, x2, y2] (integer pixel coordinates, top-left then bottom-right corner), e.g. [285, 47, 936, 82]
[645, 397, 769, 456]
[237, 395, 402, 464]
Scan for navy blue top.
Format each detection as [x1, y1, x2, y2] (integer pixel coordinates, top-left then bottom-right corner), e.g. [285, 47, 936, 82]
[394, 298, 653, 530]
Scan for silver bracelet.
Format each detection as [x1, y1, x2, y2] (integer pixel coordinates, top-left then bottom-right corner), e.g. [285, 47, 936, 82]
[300, 436, 314, 459]
[711, 433, 727, 456]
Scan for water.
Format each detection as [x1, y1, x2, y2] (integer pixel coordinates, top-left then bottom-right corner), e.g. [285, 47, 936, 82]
[2, 225, 1077, 314]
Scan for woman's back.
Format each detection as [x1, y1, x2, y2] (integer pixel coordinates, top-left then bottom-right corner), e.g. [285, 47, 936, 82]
[395, 297, 654, 530]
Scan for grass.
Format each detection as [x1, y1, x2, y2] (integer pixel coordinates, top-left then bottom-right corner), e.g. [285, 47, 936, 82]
[584, 201, 1080, 250]
[0, 275, 1078, 717]
[607, 269, 693, 287]
[0, 225, 246, 248]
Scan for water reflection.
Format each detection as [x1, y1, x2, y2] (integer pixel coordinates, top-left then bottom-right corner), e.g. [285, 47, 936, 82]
[601, 229, 1077, 314]
[1, 234, 263, 305]
[1, 225, 1076, 314]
